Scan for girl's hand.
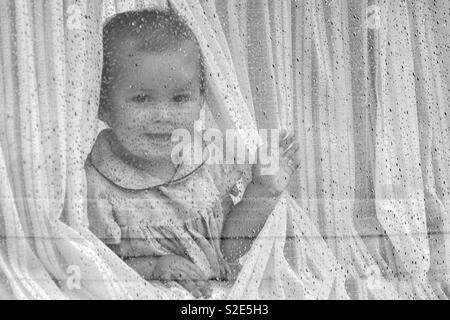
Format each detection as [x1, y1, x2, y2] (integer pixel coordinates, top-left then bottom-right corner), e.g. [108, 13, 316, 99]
[252, 130, 300, 196]
[152, 255, 212, 298]
[217, 256, 232, 281]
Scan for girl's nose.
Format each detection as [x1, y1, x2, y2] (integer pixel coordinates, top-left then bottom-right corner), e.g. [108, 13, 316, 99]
[151, 102, 171, 122]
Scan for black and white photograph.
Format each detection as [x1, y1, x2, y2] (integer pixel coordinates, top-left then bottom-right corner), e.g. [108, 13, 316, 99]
[1, 0, 450, 304]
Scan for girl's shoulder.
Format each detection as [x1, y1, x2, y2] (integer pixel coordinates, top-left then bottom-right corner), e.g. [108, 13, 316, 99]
[84, 130, 114, 197]
[84, 153, 114, 200]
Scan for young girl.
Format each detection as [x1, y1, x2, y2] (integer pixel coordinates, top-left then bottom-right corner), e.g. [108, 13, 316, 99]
[85, 9, 299, 299]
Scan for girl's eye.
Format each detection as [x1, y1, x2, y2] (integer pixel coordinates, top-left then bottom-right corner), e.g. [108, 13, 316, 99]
[131, 94, 153, 103]
[173, 94, 193, 103]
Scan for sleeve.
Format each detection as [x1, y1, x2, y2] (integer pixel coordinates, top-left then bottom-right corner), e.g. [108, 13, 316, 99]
[204, 163, 253, 221]
[208, 163, 252, 202]
[85, 165, 122, 245]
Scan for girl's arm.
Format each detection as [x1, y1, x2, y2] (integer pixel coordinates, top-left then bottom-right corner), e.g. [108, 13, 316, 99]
[221, 131, 301, 266]
[221, 181, 280, 264]
[123, 256, 161, 280]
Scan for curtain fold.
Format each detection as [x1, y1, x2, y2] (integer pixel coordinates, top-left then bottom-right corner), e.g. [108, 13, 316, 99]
[374, 0, 429, 278]
[407, 0, 450, 293]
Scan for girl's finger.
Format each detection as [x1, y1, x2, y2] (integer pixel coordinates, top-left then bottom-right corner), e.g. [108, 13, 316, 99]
[285, 161, 300, 173]
[220, 261, 232, 280]
[163, 264, 183, 280]
[282, 142, 300, 158]
[179, 280, 202, 298]
[196, 280, 212, 298]
[282, 157, 300, 174]
[229, 185, 240, 197]
[170, 263, 197, 281]
[279, 129, 289, 141]
[279, 132, 294, 149]
[185, 262, 208, 281]
[185, 225, 221, 277]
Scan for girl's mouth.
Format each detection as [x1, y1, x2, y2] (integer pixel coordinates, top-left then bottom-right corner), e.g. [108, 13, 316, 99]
[144, 133, 172, 142]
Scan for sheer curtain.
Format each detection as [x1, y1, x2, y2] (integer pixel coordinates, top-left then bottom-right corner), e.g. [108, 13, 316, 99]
[0, 0, 180, 299]
[1, 0, 449, 300]
[216, 0, 450, 299]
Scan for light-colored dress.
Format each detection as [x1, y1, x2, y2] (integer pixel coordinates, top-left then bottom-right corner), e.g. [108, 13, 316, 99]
[85, 129, 247, 279]
[84, 131, 364, 299]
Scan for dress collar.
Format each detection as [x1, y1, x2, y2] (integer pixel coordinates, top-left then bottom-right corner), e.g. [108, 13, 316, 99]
[89, 129, 209, 191]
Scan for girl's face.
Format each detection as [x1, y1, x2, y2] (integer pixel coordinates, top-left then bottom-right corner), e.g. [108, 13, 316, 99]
[105, 39, 202, 163]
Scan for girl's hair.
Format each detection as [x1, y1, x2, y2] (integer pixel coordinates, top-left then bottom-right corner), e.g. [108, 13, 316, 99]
[99, 9, 205, 121]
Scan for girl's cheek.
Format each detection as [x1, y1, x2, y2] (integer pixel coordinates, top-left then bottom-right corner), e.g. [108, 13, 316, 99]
[118, 104, 148, 123]
[176, 112, 198, 129]
[179, 101, 202, 120]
